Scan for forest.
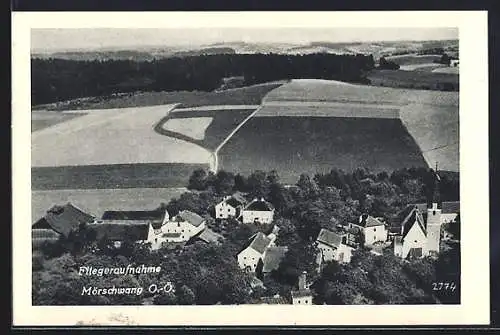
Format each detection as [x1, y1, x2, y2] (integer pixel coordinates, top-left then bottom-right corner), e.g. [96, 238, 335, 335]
[31, 53, 375, 105]
[33, 167, 460, 305]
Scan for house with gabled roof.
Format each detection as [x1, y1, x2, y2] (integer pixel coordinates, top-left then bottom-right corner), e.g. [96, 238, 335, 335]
[315, 228, 355, 264]
[188, 227, 225, 245]
[237, 232, 274, 272]
[149, 210, 206, 248]
[215, 192, 248, 220]
[87, 220, 154, 248]
[32, 202, 96, 238]
[241, 198, 275, 225]
[349, 214, 388, 246]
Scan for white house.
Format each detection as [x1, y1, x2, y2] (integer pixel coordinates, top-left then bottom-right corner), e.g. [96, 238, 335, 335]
[315, 228, 355, 264]
[237, 232, 274, 272]
[241, 198, 275, 225]
[148, 210, 206, 249]
[291, 272, 313, 305]
[214, 193, 247, 219]
[349, 214, 388, 246]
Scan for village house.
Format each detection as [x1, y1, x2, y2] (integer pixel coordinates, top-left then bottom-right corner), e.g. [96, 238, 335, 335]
[291, 272, 313, 305]
[32, 202, 97, 238]
[241, 198, 275, 225]
[214, 192, 247, 220]
[315, 228, 355, 265]
[87, 220, 153, 248]
[149, 210, 206, 249]
[349, 214, 388, 246]
[187, 227, 225, 245]
[237, 232, 276, 272]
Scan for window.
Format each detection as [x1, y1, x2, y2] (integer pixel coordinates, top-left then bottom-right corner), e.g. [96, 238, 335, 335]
[155, 238, 158, 243]
[373, 236, 376, 240]
[414, 240, 418, 243]
[433, 210, 436, 215]
[374, 228, 376, 232]
[298, 300, 301, 304]
[177, 222, 180, 227]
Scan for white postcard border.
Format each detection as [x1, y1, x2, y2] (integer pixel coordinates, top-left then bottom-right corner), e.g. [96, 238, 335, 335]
[12, 11, 489, 326]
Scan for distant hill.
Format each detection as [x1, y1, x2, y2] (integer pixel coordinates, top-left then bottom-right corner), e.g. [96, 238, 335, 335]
[32, 39, 458, 61]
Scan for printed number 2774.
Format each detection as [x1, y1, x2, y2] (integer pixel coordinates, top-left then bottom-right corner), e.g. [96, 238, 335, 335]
[432, 282, 457, 292]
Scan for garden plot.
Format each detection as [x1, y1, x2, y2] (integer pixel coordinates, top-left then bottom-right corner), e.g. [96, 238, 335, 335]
[162, 117, 214, 140]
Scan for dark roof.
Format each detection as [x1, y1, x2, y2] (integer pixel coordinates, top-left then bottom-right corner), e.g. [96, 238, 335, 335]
[35, 203, 95, 237]
[357, 214, 384, 228]
[244, 199, 275, 212]
[87, 221, 150, 241]
[291, 289, 312, 298]
[32, 229, 61, 239]
[316, 228, 343, 249]
[226, 197, 245, 208]
[401, 207, 427, 238]
[262, 246, 289, 273]
[412, 203, 429, 213]
[258, 296, 290, 304]
[442, 201, 460, 214]
[162, 232, 182, 238]
[410, 201, 459, 215]
[195, 228, 224, 244]
[101, 210, 164, 221]
[247, 232, 273, 254]
[177, 210, 205, 227]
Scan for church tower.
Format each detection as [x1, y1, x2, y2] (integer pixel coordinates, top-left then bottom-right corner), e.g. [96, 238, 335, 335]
[426, 163, 442, 255]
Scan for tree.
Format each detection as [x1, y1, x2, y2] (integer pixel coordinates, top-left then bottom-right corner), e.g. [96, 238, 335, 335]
[176, 285, 196, 305]
[296, 173, 320, 199]
[213, 170, 235, 195]
[153, 292, 177, 305]
[378, 57, 400, 70]
[188, 169, 208, 190]
[246, 170, 269, 198]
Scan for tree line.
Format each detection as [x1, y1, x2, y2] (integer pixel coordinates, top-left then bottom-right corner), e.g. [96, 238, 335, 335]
[31, 53, 375, 105]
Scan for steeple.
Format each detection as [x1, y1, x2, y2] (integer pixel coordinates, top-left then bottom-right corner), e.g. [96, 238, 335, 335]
[430, 162, 441, 209]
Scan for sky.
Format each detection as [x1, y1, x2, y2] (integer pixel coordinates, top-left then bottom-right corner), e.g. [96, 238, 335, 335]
[31, 28, 458, 52]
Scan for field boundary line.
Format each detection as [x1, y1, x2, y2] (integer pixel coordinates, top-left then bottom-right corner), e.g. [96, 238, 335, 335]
[211, 105, 263, 172]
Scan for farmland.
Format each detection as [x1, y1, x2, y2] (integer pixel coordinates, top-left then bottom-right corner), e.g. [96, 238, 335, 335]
[32, 82, 284, 111]
[217, 79, 459, 182]
[218, 116, 428, 184]
[32, 104, 212, 168]
[32, 163, 208, 190]
[155, 107, 257, 150]
[399, 63, 447, 72]
[264, 79, 459, 106]
[32, 187, 186, 222]
[32, 111, 88, 132]
[367, 69, 458, 91]
[385, 54, 442, 65]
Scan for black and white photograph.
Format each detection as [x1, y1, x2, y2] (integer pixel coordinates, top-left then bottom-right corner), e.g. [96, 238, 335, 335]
[12, 11, 489, 326]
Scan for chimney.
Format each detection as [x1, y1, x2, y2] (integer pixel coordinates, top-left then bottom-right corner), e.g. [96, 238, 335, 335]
[298, 271, 307, 291]
[359, 214, 368, 224]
